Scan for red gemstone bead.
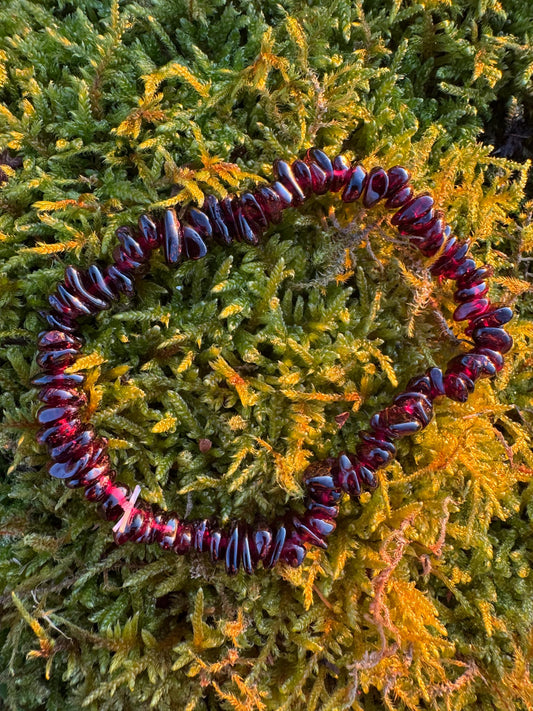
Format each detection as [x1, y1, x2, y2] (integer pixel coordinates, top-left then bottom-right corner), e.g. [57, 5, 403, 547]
[182, 224, 208, 258]
[40, 310, 76, 333]
[65, 266, 109, 312]
[48, 440, 106, 480]
[239, 527, 254, 574]
[473, 347, 504, 372]
[86, 265, 117, 301]
[105, 265, 135, 295]
[302, 468, 342, 506]
[37, 330, 82, 351]
[303, 509, 336, 540]
[472, 326, 513, 354]
[249, 526, 272, 565]
[84, 473, 115, 503]
[231, 200, 259, 246]
[292, 512, 329, 549]
[36, 348, 79, 373]
[427, 366, 446, 399]
[456, 265, 493, 288]
[429, 238, 471, 278]
[447, 353, 496, 380]
[37, 405, 79, 426]
[184, 208, 213, 240]
[391, 193, 434, 227]
[271, 181, 293, 208]
[341, 165, 367, 202]
[356, 433, 396, 469]
[174, 523, 193, 554]
[305, 148, 334, 190]
[385, 184, 413, 208]
[454, 281, 489, 303]
[162, 208, 183, 265]
[330, 155, 351, 192]
[37, 418, 83, 448]
[385, 166, 410, 196]
[400, 209, 439, 237]
[192, 519, 211, 552]
[138, 213, 161, 250]
[64, 457, 110, 489]
[453, 298, 490, 322]
[279, 530, 306, 568]
[308, 163, 328, 194]
[393, 391, 433, 427]
[209, 528, 227, 563]
[263, 523, 287, 569]
[38, 386, 86, 407]
[225, 524, 240, 575]
[56, 284, 92, 316]
[333, 453, 363, 496]
[274, 160, 305, 203]
[362, 167, 389, 208]
[240, 192, 268, 232]
[443, 373, 472, 402]
[48, 427, 95, 462]
[255, 186, 283, 224]
[114, 503, 153, 545]
[465, 305, 513, 335]
[449, 258, 476, 281]
[369, 406, 422, 439]
[291, 159, 313, 196]
[203, 194, 232, 246]
[32, 372, 85, 388]
[99, 483, 132, 521]
[156, 513, 180, 550]
[307, 499, 338, 519]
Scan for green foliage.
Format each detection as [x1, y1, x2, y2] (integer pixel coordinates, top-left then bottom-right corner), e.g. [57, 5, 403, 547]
[1, 0, 533, 709]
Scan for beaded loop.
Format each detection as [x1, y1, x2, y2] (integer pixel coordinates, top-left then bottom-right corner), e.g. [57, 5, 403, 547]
[32, 148, 514, 575]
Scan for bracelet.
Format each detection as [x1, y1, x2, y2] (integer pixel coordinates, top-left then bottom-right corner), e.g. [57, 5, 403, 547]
[32, 148, 514, 575]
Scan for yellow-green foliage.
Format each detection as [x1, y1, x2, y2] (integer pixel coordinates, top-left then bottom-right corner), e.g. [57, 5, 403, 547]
[1, 1, 533, 710]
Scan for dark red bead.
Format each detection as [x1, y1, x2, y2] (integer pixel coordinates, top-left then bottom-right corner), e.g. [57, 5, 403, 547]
[64, 456, 110, 489]
[105, 265, 134, 295]
[37, 330, 82, 351]
[466, 305, 513, 335]
[279, 530, 306, 568]
[333, 453, 362, 496]
[454, 282, 489, 303]
[37, 405, 79, 425]
[302, 469, 342, 506]
[225, 524, 240, 575]
[274, 160, 305, 203]
[84, 473, 115, 503]
[156, 513, 180, 550]
[308, 163, 328, 194]
[138, 213, 161, 250]
[40, 311, 76, 333]
[36, 418, 83, 448]
[162, 208, 183, 265]
[48, 427, 95, 462]
[417, 228, 446, 257]
[65, 266, 109, 311]
[400, 210, 438, 237]
[114, 503, 153, 545]
[174, 523, 193, 554]
[356, 432, 396, 469]
[385, 184, 413, 208]
[48, 440, 106, 480]
[255, 186, 283, 224]
[249, 526, 272, 564]
[330, 155, 351, 192]
[391, 193, 434, 227]
[453, 298, 490, 322]
[36, 348, 78, 372]
[264, 523, 287, 569]
[305, 148, 334, 190]
[116, 227, 145, 260]
[473, 347, 504, 372]
[307, 500, 338, 520]
[427, 367, 446, 399]
[219, 197, 239, 240]
[240, 192, 268, 232]
[393, 391, 433, 427]
[447, 353, 496, 380]
[32, 372, 85, 388]
[385, 166, 410, 196]
[443, 373, 472, 402]
[184, 208, 212, 240]
[56, 283, 92, 316]
[182, 225, 208, 258]
[239, 527, 254, 574]
[38, 386, 86, 407]
[429, 238, 471, 278]
[449, 258, 476, 281]
[203, 195, 232, 246]
[231, 201, 259, 246]
[472, 326, 513, 354]
[99, 483, 131, 521]
[192, 519, 211, 552]
[369, 407, 422, 439]
[209, 528, 227, 562]
[271, 181, 293, 208]
[291, 513, 328, 549]
[362, 167, 389, 208]
[86, 265, 117, 301]
[303, 509, 336, 541]
[291, 160, 313, 197]
[405, 374, 431, 396]
[341, 165, 367, 202]
[456, 265, 493, 288]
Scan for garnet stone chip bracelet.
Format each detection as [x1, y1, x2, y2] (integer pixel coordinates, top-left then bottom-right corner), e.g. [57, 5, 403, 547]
[31, 148, 514, 575]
